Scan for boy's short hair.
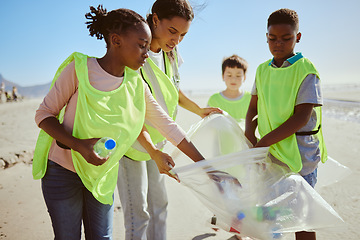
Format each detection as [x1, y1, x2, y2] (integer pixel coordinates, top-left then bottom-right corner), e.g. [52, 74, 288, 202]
[267, 8, 299, 31]
[222, 55, 248, 75]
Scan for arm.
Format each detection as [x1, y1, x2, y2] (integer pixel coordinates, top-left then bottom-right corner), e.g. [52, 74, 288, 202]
[255, 103, 315, 147]
[178, 89, 222, 118]
[176, 137, 204, 162]
[137, 125, 178, 180]
[143, 85, 205, 162]
[38, 117, 105, 166]
[137, 124, 203, 182]
[35, 61, 105, 166]
[245, 95, 258, 146]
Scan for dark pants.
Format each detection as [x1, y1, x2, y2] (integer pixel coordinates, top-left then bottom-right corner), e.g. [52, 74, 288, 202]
[42, 160, 114, 240]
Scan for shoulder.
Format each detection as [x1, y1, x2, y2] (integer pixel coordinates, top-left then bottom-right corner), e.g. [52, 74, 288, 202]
[298, 57, 317, 69]
[296, 74, 322, 105]
[256, 59, 272, 71]
[209, 92, 222, 99]
[243, 91, 252, 98]
[297, 57, 319, 77]
[62, 60, 76, 73]
[126, 68, 146, 86]
[302, 57, 314, 64]
[208, 92, 222, 104]
[260, 59, 272, 66]
[56, 60, 77, 87]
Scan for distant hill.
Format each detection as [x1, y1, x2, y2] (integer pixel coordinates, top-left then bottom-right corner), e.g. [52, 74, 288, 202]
[0, 74, 51, 98]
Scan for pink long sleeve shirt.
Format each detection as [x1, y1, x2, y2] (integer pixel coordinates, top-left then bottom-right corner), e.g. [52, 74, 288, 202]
[35, 58, 186, 172]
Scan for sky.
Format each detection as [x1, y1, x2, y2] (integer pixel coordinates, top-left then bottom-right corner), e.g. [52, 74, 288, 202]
[1, 0, 359, 93]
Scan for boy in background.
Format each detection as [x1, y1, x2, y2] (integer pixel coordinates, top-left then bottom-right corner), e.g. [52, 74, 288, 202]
[245, 8, 327, 240]
[208, 55, 251, 129]
[208, 55, 252, 239]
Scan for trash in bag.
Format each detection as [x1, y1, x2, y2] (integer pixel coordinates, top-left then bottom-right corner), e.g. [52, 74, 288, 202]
[168, 113, 344, 239]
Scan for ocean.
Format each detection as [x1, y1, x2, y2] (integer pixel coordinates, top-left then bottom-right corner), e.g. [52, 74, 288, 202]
[323, 99, 360, 123]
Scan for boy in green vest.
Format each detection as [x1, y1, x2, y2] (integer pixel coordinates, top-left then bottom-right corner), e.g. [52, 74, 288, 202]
[207, 55, 251, 130]
[245, 8, 327, 240]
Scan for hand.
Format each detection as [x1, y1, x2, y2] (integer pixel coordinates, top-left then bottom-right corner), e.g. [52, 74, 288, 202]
[74, 138, 109, 166]
[151, 149, 180, 182]
[198, 107, 223, 118]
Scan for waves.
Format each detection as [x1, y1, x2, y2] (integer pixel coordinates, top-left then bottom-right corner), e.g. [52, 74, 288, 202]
[323, 99, 360, 123]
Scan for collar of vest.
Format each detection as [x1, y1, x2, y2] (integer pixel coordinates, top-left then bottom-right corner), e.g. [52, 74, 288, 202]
[269, 52, 304, 66]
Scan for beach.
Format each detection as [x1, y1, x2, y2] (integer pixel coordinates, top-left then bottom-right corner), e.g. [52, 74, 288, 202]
[0, 86, 359, 240]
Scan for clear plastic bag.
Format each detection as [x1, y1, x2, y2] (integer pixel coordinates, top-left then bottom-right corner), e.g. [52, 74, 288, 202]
[169, 113, 345, 239]
[316, 156, 352, 188]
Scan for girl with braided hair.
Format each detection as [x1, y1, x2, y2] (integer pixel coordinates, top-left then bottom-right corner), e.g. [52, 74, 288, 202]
[117, 1, 221, 240]
[33, 5, 204, 240]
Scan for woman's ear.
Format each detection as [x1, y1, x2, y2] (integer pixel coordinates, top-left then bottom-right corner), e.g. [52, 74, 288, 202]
[152, 13, 159, 29]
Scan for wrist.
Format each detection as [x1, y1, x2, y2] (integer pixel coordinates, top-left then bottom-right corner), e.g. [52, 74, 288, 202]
[196, 107, 203, 117]
[70, 137, 85, 152]
[256, 137, 270, 148]
[148, 148, 161, 159]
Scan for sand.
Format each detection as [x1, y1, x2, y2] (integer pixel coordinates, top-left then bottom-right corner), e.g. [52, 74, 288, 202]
[0, 87, 359, 240]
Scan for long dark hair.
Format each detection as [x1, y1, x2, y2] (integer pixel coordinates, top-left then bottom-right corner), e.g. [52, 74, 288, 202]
[85, 5, 146, 48]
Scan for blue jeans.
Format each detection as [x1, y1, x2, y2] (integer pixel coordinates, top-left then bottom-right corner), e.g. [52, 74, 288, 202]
[302, 168, 318, 188]
[117, 156, 168, 240]
[42, 160, 114, 240]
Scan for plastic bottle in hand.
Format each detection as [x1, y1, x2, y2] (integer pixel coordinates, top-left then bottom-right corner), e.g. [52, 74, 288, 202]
[93, 137, 116, 158]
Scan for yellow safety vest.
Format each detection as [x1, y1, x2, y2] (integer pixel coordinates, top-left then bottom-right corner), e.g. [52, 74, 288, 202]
[256, 57, 327, 172]
[32, 52, 146, 204]
[208, 91, 251, 122]
[125, 50, 179, 161]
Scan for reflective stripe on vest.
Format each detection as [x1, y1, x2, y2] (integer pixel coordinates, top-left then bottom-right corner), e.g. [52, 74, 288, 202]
[125, 50, 180, 161]
[33, 52, 146, 204]
[256, 57, 327, 172]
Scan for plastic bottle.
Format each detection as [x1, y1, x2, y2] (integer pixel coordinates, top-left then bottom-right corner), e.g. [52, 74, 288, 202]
[255, 206, 275, 221]
[93, 137, 116, 158]
[271, 223, 283, 239]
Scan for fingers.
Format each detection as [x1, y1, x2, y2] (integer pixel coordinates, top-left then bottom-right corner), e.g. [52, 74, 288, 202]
[203, 108, 223, 117]
[167, 158, 175, 168]
[154, 158, 180, 182]
[213, 107, 223, 114]
[166, 170, 180, 182]
[209, 107, 223, 114]
[167, 162, 180, 182]
[89, 157, 107, 166]
[159, 167, 179, 182]
[86, 152, 108, 166]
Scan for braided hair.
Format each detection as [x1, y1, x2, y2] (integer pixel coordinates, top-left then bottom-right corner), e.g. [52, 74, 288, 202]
[85, 5, 146, 48]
